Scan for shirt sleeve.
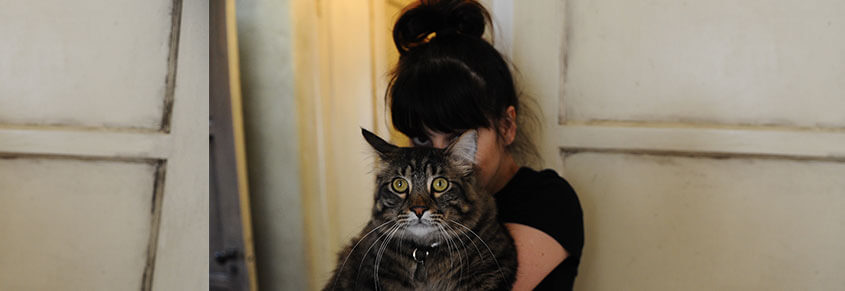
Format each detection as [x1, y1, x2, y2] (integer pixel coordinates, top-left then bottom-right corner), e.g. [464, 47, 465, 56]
[505, 174, 584, 257]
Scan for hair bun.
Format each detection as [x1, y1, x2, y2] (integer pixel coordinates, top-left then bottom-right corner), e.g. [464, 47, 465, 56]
[393, 0, 490, 55]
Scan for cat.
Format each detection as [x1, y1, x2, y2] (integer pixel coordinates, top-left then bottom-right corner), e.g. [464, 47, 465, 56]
[323, 129, 517, 291]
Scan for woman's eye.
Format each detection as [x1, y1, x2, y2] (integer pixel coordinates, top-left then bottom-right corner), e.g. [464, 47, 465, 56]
[412, 136, 432, 146]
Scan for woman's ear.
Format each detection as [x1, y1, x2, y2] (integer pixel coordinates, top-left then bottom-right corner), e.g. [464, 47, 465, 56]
[500, 106, 517, 146]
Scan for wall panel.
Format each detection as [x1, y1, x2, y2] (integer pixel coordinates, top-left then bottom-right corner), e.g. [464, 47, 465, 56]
[564, 152, 845, 290]
[562, 0, 845, 128]
[0, 0, 177, 130]
[0, 157, 161, 291]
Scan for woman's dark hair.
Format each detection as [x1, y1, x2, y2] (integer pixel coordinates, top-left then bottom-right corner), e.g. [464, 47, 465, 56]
[388, 0, 539, 164]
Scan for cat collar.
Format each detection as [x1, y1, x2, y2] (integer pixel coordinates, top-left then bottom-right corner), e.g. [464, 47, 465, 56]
[412, 242, 440, 263]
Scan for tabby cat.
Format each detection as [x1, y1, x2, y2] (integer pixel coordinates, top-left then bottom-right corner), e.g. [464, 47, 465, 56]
[323, 129, 517, 291]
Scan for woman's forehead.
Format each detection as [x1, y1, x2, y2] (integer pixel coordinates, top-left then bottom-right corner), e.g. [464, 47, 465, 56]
[422, 126, 460, 136]
[424, 129, 459, 139]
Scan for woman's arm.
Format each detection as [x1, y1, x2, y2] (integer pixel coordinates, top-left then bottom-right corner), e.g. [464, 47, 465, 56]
[505, 223, 568, 291]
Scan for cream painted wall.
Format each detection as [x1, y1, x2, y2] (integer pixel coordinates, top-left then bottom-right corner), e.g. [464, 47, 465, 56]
[512, 0, 845, 290]
[235, 0, 308, 290]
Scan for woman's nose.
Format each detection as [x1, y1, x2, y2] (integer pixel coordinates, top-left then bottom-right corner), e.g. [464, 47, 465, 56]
[431, 136, 450, 149]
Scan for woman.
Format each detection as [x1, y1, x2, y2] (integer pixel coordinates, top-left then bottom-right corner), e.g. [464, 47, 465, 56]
[387, 0, 585, 290]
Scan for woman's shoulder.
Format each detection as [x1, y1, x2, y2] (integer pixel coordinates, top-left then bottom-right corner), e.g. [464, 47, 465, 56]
[498, 167, 577, 201]
[495, 167, 582, 219]
[495, 167, 585, 256]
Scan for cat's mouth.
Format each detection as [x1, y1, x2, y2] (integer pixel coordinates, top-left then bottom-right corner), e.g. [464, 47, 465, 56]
[404, 223, 437, 237]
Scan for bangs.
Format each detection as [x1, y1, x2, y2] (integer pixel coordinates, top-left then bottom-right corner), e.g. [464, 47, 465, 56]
[389, 57, 492, 139]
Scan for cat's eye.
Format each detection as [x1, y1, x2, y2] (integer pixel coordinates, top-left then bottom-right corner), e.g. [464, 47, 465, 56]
[391, 178, 409, 193]
[431, 177, 449, 192]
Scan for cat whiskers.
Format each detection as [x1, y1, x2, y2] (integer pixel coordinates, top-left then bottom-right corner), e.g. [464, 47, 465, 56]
[448, 223, 485, 270]
[354, 222, 402, 287]
[440, 222, 470, 288]
[373, 220, 405, 291]
[432, 214, 470, 288]
[429, 215, 451, 267]
[447, 219, 507, 283]
[332, 220, 396, 290]
[434, 222, 455, 268]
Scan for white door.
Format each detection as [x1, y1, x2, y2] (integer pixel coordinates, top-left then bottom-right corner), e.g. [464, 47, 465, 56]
[0, 0, 207, 290]
[511, 0, 845, 290]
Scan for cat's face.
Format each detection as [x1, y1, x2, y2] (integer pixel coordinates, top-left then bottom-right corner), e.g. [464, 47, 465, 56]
[412, 126, 509, 194]
[362, 129, 490, 245]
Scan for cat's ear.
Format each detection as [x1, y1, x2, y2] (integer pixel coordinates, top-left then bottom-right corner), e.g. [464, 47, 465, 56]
[446, 130, 478, 174]
[361, 128, 398, 158]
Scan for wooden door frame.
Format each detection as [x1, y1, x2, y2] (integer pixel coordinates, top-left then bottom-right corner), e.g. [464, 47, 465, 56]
[210, 0, 258, 290]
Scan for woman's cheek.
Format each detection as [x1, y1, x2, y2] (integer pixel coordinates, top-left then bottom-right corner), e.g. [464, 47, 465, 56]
[475, 143, 497, 190]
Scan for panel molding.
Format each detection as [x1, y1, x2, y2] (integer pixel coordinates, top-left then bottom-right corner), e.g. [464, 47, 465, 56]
[0, 128, 170, 160]
[160, 0, 184, 133]
[554, 123, 845, 162]
[561, 147, 845, 164]
[142, 161, 167, 291]
[148, 0, 209, 288]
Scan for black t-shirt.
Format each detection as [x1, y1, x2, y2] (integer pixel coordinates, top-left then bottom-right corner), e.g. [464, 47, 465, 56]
[494, 167, 584, 290]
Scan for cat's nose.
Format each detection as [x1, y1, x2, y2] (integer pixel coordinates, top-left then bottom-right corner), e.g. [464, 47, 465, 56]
[410, 206, 428, 218]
